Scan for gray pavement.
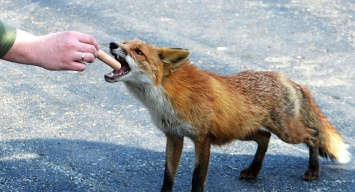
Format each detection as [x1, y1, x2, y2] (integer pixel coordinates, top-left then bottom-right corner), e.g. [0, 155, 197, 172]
[1, 0, 354, 191]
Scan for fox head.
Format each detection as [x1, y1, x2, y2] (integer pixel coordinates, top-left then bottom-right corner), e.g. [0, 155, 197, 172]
[104, 39, 190, 85]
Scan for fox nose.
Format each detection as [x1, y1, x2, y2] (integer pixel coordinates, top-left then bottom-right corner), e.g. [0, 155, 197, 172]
[109, 42, 119, 50]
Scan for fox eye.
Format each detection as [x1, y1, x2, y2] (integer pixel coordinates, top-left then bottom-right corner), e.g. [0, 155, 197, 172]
[135, 49, 144, 55]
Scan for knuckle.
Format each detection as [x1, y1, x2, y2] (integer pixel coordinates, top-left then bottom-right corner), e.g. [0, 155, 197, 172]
[90, 45, 97, 53]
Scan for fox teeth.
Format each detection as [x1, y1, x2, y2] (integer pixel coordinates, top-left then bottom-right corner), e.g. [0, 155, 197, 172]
[115, 50, 126, 59]
[122, 71, 129, 75]
[117, 50, 126, 57]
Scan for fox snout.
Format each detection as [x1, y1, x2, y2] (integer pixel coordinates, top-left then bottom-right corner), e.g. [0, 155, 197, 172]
[104, 42, 131, 83]
[109, 42, 126, 59]
[109, 42, 119, 50]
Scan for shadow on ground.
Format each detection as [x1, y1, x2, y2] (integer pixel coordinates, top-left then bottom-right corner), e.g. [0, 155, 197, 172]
[1, 138, 353, 192]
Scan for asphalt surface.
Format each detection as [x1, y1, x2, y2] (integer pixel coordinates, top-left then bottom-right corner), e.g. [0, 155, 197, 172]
[0, 0, 354, 191]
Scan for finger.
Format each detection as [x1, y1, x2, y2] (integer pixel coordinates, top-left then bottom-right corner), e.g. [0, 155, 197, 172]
[83, 53, 96, 63]
[77, 32, 99, 51]
[65, 61, 86, 71]
[73, 51, 86, 63]
[79, 43, 98, 58]
[75, 51, 96, 63]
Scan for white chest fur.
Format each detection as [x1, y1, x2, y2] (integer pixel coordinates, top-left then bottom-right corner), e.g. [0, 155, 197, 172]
[125, 81, 198, 138]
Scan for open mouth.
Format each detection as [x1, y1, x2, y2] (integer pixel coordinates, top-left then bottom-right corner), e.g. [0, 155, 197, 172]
[104, 46, 131, 81]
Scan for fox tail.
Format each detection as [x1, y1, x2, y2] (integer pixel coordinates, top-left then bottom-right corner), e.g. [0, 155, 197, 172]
[300, 86, 351, 163]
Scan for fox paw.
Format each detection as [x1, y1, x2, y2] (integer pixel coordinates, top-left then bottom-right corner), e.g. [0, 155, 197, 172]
[303, 169, 319, 181]
[239, 168, 259, 180]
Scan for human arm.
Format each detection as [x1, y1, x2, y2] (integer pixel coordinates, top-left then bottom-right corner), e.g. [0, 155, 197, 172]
[1, 22, 99, 71]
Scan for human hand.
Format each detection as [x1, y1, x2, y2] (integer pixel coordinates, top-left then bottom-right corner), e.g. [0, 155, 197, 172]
[3, 30, 99, 71]
[36, 31, 99, 71]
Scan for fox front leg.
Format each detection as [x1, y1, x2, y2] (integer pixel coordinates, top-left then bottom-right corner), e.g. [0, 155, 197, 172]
[161, 135, 184, 192]
[191, 135, 211, 192]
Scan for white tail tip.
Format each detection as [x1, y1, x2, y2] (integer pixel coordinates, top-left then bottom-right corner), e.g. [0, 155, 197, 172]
[335, 144, 351, 164]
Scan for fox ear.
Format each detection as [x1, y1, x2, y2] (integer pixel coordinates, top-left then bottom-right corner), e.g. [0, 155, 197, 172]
[158, 48, 190, 75]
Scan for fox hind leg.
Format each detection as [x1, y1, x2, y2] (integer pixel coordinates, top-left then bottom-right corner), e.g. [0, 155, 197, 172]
[268, 118, 320, 181]
[304, 132, 320, 181]
[240, 129, 271, 180]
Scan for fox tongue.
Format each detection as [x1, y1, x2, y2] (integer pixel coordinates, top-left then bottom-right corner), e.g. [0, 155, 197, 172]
[113, 65, 130, 76]
[118, 65, 130, 75]
[116, 69, 124, 76]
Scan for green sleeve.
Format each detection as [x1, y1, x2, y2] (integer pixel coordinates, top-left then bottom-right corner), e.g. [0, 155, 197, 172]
[0, 21, 17, 58]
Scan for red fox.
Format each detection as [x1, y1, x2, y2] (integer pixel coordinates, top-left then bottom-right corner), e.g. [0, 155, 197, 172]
[104, 39, 350, 192]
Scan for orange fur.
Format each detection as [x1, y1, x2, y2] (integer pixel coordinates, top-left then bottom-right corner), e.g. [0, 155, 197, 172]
[163, 65, 266, 144]
[104, 39, 350, 191]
